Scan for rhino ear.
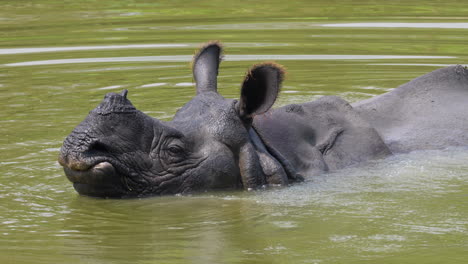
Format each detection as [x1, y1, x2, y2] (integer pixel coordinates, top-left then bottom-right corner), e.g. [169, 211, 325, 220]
[238, 62, 285, 120]
[192, 41, 223, 95]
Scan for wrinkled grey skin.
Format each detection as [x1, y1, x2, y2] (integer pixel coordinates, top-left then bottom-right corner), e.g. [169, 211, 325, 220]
[59, 43, 294, 198]
[252, 96, 391, 176]
[59, 42, 468, 198]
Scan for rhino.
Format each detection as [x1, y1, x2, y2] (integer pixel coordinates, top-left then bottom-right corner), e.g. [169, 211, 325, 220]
[58, 42, 468, 198]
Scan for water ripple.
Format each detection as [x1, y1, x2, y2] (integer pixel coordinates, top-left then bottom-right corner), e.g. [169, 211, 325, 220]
[322, 22, 468, 29]
[0, 43, 291, 55]
[4, 55, 455, 67]
[0, 44, 191, 55]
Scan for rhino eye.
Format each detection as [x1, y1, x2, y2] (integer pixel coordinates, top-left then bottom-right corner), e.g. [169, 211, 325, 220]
[167, 145, 184, 156]
[159, 138, 186, 165]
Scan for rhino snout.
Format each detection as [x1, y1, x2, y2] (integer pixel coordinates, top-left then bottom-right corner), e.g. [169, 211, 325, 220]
[62, 161, 115, 182]
[59, 148, 128, 197]
[58, 135, 127, 193]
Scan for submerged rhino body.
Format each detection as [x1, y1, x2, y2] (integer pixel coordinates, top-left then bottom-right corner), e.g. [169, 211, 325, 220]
[59, 42, 468, 198]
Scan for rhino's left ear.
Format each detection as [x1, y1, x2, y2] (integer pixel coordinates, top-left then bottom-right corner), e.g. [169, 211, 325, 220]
[238, 62, 285, 121]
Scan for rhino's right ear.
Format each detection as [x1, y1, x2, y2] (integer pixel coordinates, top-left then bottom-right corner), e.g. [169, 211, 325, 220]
[192, 41, 223, 95]
[238, 62, 285, 121]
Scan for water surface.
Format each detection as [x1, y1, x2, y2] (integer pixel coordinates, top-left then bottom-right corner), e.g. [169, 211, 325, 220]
[1, 1, 467, 263]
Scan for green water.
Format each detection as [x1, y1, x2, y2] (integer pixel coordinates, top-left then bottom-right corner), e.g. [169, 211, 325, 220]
[1, 1, 467, 263]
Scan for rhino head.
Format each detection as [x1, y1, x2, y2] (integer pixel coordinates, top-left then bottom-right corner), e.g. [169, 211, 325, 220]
[59, 42, 297, 198]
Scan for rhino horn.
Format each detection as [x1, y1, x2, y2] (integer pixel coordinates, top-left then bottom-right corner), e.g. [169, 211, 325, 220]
[90, 89, 137, 115]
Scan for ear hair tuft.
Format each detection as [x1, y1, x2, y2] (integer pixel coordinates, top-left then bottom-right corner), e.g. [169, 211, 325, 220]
[245, 61, 286, 83]
[191, 40, 224, 69]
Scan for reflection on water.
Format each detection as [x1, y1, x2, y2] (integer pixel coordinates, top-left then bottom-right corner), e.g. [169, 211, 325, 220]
[138, 82, 167, 88]
[0, 44, 191, 55]
[111, 22, 468, 31]
[368, 63, 467, 67]
[4, 54, 456, 67]
[322, 22, 468, 28]
[0, 43, 291, 55]
[60, 65, 181, 73]
[96, 85, 125, 90]
[174, 82, 195, 87]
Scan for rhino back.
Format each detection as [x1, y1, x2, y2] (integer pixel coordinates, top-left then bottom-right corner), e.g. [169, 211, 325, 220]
[353, 65, 468, 153]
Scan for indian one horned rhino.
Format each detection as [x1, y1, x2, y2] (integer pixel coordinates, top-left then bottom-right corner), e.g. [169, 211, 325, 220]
[58, 42, 468, 198]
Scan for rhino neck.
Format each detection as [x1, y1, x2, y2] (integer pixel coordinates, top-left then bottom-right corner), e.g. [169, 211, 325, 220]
[249, 126, 304, 183]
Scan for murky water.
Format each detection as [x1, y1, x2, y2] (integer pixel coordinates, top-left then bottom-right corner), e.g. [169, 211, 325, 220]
[1, 1, 467, 263]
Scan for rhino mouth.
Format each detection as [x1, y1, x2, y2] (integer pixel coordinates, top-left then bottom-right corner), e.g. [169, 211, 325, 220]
[61, 160, 128, 198]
